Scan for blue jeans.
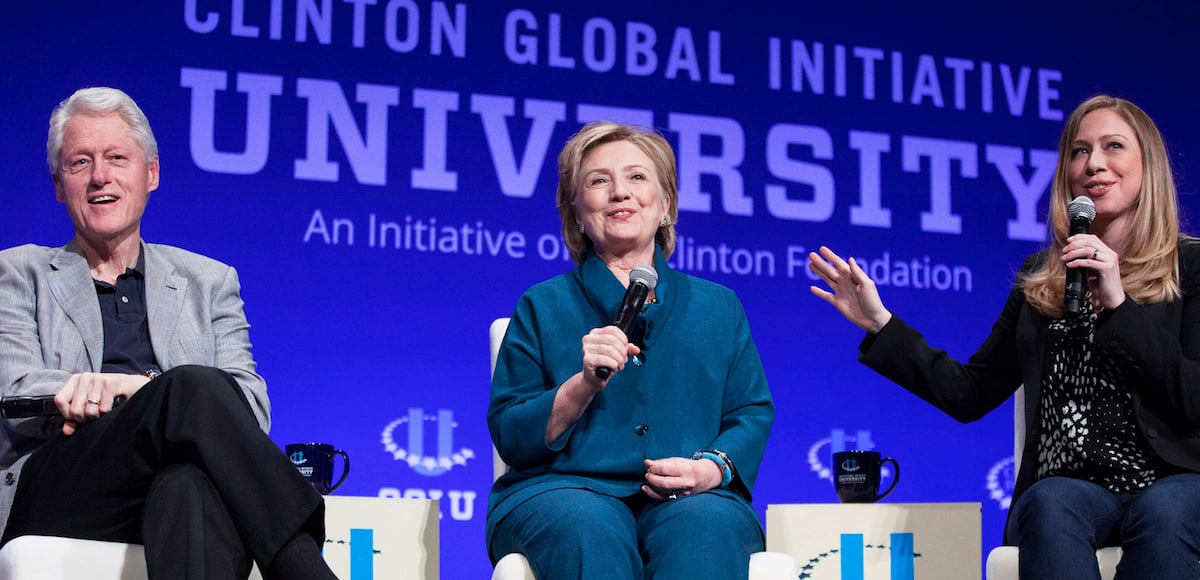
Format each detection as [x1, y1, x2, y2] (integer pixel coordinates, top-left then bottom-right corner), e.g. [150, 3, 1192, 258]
[1007, 474, 1200, 579]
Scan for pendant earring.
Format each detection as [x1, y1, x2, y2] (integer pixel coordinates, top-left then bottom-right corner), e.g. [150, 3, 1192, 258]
[578, 223, 585, 233]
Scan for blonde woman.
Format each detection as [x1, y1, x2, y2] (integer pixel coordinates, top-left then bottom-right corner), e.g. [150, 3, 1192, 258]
[810, 95, 1200, 579]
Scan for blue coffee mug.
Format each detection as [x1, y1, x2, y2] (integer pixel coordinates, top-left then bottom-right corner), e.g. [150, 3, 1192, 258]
[286, 442, 350, 495]
[833, 450, 899, 503]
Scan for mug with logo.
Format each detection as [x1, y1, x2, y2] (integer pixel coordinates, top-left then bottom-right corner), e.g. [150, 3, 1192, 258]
[832, 450, 899, 503]
[286, 442, 350, 495]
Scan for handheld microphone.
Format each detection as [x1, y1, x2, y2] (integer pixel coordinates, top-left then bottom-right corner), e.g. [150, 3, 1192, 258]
[0, 395, 127, 418]
[595, 265, 658, 380]
[1064, 196, 1097, 316]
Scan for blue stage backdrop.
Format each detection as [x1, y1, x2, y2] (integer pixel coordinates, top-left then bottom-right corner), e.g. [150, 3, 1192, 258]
[4, 2, 1200, 578]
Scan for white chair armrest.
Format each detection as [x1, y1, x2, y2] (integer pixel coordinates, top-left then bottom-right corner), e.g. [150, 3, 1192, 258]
[986, 545, 1123, 580]
[749, 551, 799, 580]
[984, 545, 1019, 579]
[491, 552, 536, 580]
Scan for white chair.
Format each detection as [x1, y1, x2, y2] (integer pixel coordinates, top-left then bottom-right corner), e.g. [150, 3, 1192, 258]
[984, 387, 1123, 580]
[487, 318, 797, 580]
[0, 536, 264, 579]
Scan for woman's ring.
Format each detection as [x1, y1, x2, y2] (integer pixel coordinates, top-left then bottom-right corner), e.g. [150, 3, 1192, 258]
[86, 399, 100, 406]
[667, 492, 678, 500]
[1093, 249, 1099, 260]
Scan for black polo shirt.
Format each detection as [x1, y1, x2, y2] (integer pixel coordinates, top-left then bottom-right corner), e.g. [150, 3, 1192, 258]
[94, 252, 160, 376]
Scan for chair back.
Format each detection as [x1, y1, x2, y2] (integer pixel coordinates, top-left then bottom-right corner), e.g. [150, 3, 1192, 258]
[490, 318, 512, 483]
[489, 318, 510, 378]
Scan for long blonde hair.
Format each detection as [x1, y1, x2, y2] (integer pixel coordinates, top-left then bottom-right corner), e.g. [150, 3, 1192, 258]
[1021, 95, 1186, 316]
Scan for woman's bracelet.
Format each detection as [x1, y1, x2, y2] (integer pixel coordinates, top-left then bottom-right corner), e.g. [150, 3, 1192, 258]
[691, 449, 734, 487]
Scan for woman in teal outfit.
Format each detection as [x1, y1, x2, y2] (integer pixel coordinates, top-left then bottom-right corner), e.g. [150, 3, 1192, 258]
[487, 121, 775, 579]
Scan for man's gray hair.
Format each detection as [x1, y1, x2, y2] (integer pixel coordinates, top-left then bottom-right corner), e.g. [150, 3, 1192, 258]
[47, 87, 158, 175]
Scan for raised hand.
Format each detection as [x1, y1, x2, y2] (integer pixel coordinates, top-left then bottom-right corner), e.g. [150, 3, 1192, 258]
[808, 246, 893, 333]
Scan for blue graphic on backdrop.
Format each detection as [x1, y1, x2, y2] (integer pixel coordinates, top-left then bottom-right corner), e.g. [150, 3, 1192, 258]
[377, 407, 482, 524]
[987, 456, 1018, 510]
[381, 408, 476, 477]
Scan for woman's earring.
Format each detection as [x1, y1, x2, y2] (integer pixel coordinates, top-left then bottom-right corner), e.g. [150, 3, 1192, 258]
[660, 218, 669, 227]
[578, 223, 585, 233]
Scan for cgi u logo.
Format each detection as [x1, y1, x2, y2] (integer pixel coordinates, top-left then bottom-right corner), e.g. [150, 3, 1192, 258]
[289, 451, 306, 465]
[407, 408, 456, 476]
[381, 407, 475, 476]
[839, 533, 915, 580]
[840, 458, 862, 472]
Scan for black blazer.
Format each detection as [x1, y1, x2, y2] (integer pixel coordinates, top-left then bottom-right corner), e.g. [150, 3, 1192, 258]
[859, 239, 1200, 540]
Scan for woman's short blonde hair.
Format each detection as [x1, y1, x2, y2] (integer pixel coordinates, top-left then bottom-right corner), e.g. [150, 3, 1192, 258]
[555, 121, 679, 265]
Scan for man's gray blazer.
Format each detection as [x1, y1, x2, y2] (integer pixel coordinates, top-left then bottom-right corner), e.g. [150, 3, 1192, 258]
[0, 240, 270, 537]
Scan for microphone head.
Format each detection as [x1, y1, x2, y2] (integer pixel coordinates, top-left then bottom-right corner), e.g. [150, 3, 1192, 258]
[630, 265, 658, 290]
[1068, 196, 1096, 222]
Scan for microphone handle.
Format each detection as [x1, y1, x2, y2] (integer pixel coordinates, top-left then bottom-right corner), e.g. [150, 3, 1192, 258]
[1063, 216, 1093, 315]
[1069, 216, 1092, 237]
[594, 282, 652, 380]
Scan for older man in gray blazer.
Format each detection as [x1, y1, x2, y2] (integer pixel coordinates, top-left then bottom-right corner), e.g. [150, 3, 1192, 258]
[0, 87, 336, 580]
